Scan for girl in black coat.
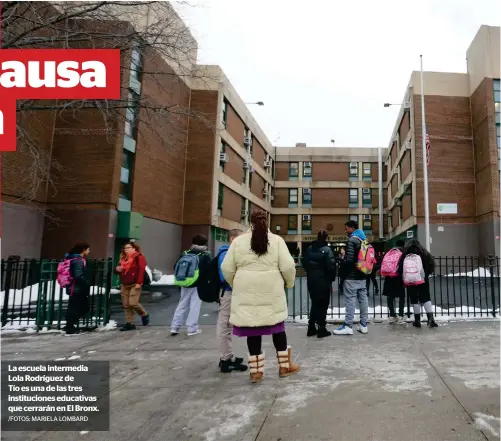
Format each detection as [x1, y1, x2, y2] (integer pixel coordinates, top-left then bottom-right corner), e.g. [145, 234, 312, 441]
[382, 240, 406, 324]
[397, 239, 438, 328]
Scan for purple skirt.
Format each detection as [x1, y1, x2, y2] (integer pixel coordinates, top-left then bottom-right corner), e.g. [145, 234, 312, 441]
[233, 322, 285, 337]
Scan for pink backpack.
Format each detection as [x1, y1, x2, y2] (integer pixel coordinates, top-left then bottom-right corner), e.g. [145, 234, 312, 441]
[402, 254, 425, 286]
[57, 258, 85, 288]
[381, 248, 403, 277]
[355, 239, 375, 275]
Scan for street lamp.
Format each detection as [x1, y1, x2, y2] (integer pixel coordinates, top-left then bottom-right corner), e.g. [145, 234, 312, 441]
[245, 101, 264, 106]
[383, 103, 401, 107]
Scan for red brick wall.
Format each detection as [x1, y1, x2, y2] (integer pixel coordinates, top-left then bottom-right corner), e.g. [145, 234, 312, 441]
[275, 163, 289, 181]
[271, 215, 289, 233]
[401, 151, 411, 182]
[224, 146, 244, 184]
[252, 137, 267, 168]
[413, 94, 476, 223]
[251, 172, 265, 199]
[311, 215, 348, 235]
[399, 112, 410, 142]
[402, 194, 412, 220]
[222, 186, 243, 223]
[390, 175, 398, 199]
[226, 104, 244, 146]
[312, 189, 349, 208]
[312, 163, 349, 181]
[391, 206, 399, 229]
[273, 188, 289, 208]
[184, 90, 218, 225]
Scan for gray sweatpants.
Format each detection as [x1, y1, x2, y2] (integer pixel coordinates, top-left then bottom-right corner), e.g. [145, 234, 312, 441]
[344, 279, 369, 326]
[217, 291, 233, 361]
[171, 287, 202, 333]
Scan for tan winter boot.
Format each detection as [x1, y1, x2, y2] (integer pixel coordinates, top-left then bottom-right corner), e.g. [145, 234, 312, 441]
[277, 346, 301, 378]
[248, 353, 264, 383]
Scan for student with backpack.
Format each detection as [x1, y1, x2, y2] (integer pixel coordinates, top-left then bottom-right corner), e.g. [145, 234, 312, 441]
[381, 240, 406, 324]
[58, 243, 91, 335]
[334, 221, 374, 336]
[397, 239, 438, 328]
[216, 229, 248, 373]
[116, 242, 150, 331]
[171, 234, 212, 336]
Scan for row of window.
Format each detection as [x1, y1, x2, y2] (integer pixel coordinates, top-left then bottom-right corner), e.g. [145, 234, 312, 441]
[119, 45, 143, 212]
[287, 188, 374, 207]
[288, 162, 373, 180]
[221, 100, 275, 177]
[494, 79, 500, 148]
[285, 215, 373, 233]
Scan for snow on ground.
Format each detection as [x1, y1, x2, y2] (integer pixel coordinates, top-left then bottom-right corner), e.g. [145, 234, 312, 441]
[1, 282, 106, 307]
[290, 306, 500, 324]
[474, 413, 500, 438]
[151, 274, 175, 285]
[1, 319, 117, 334]
[442, 267, 499, 278]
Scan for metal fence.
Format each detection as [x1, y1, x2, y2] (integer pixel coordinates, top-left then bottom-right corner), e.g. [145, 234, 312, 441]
[1, 258, 113, 331]
[287, 255, 500, 322]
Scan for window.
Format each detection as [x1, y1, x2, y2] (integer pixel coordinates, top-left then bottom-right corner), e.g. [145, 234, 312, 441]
[362, 188, 372, 207]
[289, 189, 298, 204]
[220, 142, 226, 170]
[497, 123, 500, 148]
[289, 162, 299, 178]
[244, 128, 253, 155]
[495, 81, 500, 148]
[349, 214, 358, 223]
[120, 151, 134, 200]
[288, 215, 297, 231]
[218, 183, 224, 211]
[214, 227, 229, 242]
[349, 188, 358, 207]
[362, 163, 371, 181]
[363, 215, 372, 233]
[125, 90, 140, 138]
[130, 45, 143, 83]
[302, 188, 312, 205]
[303, 162, 312, 178]
[242, 165, 247, 185]
[248, 169, 253, 188]
[302, 215, 312, 232]
[241, 198, 247, 222]
[222, 99, 228, 128]
[349, 162, 358, 179]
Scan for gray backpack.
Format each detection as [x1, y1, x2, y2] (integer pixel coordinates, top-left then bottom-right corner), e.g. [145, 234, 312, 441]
[174, 252, 201, 287]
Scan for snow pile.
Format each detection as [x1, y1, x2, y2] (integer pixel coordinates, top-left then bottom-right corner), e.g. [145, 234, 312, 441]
[289, 305, 500, 323]
[151, 274, 175, 285]
[474, 413, 500, 438]
[1, 318, 118, 334]
[443, 267, 498, 278]
[1, 282, 106, 307]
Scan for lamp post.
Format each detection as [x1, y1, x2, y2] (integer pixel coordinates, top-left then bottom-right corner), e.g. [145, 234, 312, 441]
[245, 101, 264, 106]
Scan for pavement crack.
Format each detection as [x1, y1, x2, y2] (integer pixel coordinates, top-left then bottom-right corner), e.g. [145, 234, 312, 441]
[253, 389, 279, 441]
[419, 347, 490, 441]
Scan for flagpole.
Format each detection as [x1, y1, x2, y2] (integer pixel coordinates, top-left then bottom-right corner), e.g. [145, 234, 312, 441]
[420, 55, 431, 252]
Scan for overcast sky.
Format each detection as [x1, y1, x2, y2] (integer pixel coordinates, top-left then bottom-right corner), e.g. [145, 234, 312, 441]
[173, 0, 500, 148]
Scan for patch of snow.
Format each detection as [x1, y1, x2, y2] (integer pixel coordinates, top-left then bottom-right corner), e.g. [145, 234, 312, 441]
[474, 412, 500, 437]
[55, 358, 66, 361]
[1, 281, 107, 307]
[110, 288, 121, 295]
[1, 318, 118, 335]
[87, 351, 96, 354]
[290, 305, 500, 324]
[67, 355, 81, 360]
[443, 267, 498, 278]
[79, 431, 89, 435]
[97, 320, 117, 331]
[151, 274, 175, 286]
[204, 400, 259, 441]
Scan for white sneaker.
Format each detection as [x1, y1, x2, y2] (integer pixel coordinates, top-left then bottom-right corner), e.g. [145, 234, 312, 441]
[388, 317, 397, 324]
[187, 329, 202, 337]
[333, 324, 353, 335]
[357, 323, 368, 334]
[170, 329, 179, 336]
[396, 316, 405, 325]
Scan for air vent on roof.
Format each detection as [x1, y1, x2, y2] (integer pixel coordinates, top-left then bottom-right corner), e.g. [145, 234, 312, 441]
[295, 143, 307, 148]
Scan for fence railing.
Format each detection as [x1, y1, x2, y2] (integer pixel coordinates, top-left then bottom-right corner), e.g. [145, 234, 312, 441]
[1, 258, 113, 331]
[288, 255, 500, 322]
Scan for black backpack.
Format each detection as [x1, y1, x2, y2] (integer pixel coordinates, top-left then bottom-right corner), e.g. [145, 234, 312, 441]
[197, 250, 225, 303]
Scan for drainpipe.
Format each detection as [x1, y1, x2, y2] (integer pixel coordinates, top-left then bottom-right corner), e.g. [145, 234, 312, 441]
[378, 147, 384, 243]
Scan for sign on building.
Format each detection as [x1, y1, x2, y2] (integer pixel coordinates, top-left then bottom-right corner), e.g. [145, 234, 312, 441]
[437, 203, 458, 214]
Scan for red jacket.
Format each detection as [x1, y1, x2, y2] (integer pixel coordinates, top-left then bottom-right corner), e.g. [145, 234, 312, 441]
[119, 254, 147, 286]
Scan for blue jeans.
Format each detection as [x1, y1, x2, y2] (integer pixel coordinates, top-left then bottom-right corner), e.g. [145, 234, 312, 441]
[171, 287, 202, 333]
[343, 279, 368, 326]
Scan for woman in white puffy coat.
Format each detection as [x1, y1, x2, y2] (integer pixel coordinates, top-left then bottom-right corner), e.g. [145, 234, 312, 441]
[221, 209, 300, 383]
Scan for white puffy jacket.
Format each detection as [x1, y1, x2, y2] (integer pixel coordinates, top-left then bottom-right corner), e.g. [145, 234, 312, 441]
[221, 230, 296, 327]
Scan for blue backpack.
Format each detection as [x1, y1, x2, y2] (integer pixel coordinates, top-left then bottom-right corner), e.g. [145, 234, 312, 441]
[174, 252, 202, 287]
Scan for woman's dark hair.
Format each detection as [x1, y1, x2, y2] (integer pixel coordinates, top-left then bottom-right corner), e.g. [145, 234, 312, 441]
[192, 234, 208, 246]
[69, 242, 90, 255]
[396, 239, 405, 247]
[345, 220, 358, 229]
[317, 229, 329, 242]
[250, 209, 269, 256]
[402, 239, 435, 272]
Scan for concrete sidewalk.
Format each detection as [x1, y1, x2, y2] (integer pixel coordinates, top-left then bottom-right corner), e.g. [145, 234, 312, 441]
[1, 321, 500, 441]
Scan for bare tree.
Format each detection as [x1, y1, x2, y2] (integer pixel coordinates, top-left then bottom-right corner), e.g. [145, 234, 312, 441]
[1, 1, 217, 213]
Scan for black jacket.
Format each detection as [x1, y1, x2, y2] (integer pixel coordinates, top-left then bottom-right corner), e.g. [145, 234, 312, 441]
[303, 240, 336, 296]
[343, 235, 366, 280]
[67, 256, 90, 296]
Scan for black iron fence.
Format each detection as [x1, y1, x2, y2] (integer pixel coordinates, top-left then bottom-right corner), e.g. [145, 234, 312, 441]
[288, 255, 500, 322]
[1, 258, 113, 331]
